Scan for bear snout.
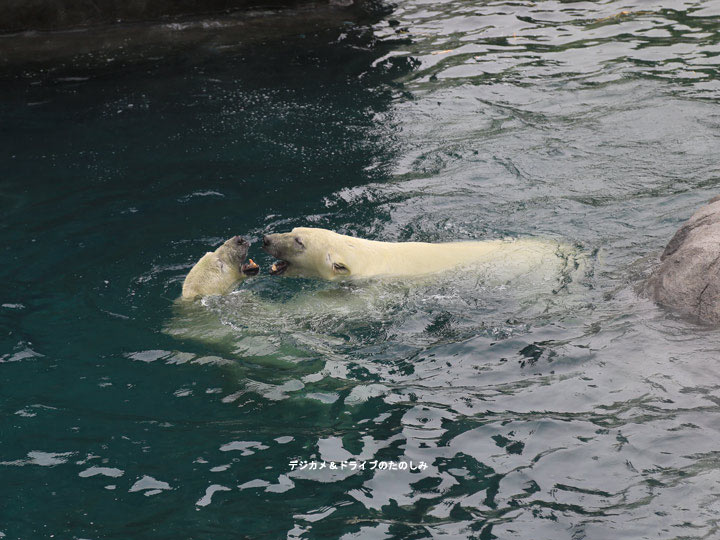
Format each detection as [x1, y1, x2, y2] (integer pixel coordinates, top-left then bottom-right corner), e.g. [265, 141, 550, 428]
[262, 234, 286, 258]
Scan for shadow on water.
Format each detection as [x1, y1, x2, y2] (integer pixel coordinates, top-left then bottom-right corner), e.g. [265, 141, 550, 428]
[3, 0, 720, 538]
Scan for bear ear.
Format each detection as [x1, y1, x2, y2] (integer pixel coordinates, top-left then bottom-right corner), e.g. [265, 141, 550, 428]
[327, 252, 350, 276]
[332, 261, 350, 276]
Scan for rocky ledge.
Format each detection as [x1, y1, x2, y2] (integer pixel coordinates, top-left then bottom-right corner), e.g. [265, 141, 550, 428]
[1, 0, 357, 33]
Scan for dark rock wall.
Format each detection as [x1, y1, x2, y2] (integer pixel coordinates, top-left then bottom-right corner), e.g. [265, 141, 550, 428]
[1, 0, 314, 33]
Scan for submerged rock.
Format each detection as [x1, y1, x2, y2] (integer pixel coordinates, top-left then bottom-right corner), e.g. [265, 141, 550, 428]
[648, 196, 720, 323]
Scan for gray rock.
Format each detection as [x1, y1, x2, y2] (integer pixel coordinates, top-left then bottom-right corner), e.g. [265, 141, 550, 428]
[648, 196, 720, 323]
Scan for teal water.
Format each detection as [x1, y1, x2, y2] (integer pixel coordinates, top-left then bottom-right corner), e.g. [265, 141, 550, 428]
[3, 1, 720, 538]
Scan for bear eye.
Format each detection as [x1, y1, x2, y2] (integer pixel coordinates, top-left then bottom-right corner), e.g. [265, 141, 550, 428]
[295, 237, 304, 247]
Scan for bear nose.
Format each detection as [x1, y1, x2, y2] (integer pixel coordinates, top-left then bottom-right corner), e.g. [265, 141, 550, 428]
[262, 235, 272, 248]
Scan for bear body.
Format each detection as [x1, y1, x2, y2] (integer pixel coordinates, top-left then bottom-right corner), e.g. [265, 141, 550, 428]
[263, 227, 571, 282]
[181, 236, 257, 300]
[647, 196, 720, 323]
[169, 229, 583, 360]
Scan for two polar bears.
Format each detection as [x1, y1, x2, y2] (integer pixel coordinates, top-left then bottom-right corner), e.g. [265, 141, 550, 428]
[182, 227, 574, 298]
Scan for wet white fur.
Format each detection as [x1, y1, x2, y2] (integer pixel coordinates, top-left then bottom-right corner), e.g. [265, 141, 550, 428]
[272, 227, 570, 282]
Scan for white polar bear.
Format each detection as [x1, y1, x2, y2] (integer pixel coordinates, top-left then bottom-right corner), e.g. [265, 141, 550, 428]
[181, 236, 259, 300]
[262, 227, 575, 283]
[168, 229, 584, 367]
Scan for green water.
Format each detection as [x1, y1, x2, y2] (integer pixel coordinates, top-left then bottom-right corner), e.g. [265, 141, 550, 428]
[3, 1, 720, 538]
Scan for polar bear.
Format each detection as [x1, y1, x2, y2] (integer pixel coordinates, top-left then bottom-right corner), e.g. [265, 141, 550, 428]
[181, 235, 259, 299]
[169, 229, 583, 367]
[262, 227, 573, 282]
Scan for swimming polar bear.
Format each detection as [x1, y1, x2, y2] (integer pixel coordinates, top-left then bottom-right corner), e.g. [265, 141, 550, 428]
[168, 229, 585, 369]
[263, 227, 574, 283]
[181, 236, 259, 300]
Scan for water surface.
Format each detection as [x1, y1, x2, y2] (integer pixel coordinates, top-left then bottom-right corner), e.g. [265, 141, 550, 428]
[2, 1, 720, 538]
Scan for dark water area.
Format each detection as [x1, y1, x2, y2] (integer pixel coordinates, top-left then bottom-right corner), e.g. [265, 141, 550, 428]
[2, 1, 720, 538]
